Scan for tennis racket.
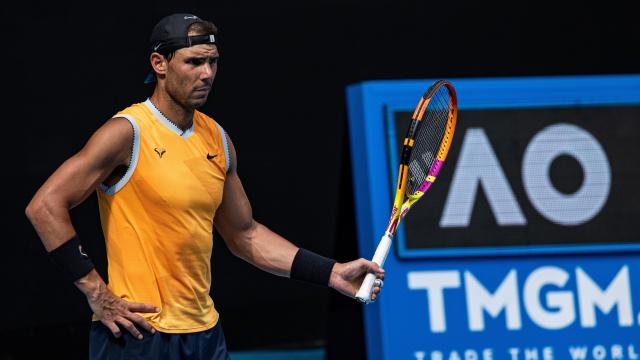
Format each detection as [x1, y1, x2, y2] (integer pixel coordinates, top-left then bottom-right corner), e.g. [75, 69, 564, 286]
[355, 80, 458, 303]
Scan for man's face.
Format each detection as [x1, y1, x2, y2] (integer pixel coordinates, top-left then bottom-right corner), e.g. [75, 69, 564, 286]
[164, 40, 219, 109]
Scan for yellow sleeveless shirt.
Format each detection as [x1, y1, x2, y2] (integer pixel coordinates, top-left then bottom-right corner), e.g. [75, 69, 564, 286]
[96, 99, 229, 333]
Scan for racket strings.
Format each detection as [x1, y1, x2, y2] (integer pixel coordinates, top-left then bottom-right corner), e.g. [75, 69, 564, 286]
[406, 86, 451, 195]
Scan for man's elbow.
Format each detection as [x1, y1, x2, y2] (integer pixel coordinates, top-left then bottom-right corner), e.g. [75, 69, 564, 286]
[224, 220, 258, 259]
[25, 195, 56, 225]
[225, 240, 243, 258]
[25, 198, 41, 223]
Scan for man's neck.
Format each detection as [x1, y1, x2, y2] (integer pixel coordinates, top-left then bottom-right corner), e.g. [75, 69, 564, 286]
[149, 92, 194, 132]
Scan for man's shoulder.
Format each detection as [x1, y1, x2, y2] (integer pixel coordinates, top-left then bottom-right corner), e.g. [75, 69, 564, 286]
[113, 101, 150, 119]
[195, 109, 216, 122]
[195, 110, 224, 131]
[100, 102, 149, 138]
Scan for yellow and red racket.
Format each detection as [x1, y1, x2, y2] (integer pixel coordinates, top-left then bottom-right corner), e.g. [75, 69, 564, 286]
[356, 80, 458, 303]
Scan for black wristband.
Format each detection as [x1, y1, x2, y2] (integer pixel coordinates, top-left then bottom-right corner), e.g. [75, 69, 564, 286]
[290, 248, 337, 287]
[48, 235, 95, 282]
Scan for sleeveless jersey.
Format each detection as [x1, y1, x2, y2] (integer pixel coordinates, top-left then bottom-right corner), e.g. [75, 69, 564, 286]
[96, 99, 230, 333]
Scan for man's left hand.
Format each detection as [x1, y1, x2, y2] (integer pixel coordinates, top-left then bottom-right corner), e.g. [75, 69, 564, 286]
[329, 259, 385, 301]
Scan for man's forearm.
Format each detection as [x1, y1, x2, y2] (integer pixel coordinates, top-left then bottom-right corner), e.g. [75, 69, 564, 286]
[229, 221, 337, 287]
[229, 221, 299, 277]
[26, 197, 98, 282]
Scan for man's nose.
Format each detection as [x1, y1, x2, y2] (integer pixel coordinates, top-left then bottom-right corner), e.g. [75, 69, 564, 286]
[201, 63, 216, 81]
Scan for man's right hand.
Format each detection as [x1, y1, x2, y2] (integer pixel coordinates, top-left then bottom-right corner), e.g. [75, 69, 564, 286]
[75, 270, 159, 339]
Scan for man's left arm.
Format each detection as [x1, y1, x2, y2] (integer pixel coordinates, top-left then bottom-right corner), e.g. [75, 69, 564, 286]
[213, 135, 384, 300]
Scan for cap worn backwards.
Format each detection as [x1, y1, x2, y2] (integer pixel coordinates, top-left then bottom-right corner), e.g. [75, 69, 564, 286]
[144, 13, 217, 84]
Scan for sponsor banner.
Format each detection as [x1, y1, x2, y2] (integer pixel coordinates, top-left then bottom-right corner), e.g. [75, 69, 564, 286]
[385, 255, 640, 359]
[346, 75, 640, 360]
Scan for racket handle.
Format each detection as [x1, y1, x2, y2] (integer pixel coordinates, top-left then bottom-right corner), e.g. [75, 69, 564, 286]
[355, 234, 392, 303]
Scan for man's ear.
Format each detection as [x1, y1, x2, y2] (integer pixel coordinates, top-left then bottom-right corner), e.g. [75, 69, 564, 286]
[150, 53, 167, 78]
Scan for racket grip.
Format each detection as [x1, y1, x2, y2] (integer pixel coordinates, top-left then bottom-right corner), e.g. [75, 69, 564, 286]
[355, 234, 392, 303]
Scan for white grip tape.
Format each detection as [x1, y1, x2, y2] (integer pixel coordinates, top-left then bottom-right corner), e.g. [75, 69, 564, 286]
[355, 234, 392, 303]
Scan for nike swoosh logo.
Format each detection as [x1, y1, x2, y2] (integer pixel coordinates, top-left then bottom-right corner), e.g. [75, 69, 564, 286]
[184, 15, 199, 20]
[207, 153, 217, 160]
[154, 43, 162, 51]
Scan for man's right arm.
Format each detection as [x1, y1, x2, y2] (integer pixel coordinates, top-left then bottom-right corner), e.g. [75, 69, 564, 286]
[26, 118, 132, 251]
[25, 117, 158, 339]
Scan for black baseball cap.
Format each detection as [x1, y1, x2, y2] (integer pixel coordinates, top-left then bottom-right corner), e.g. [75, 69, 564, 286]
[144, 13, 217, 84]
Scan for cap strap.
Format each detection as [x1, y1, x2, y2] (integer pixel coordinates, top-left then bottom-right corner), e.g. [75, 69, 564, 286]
[188, 34, 216, 47]
[153, 33, 217, 54]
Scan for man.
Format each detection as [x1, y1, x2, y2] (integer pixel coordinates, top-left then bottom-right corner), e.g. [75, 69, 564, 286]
[25, 13, 384, 359]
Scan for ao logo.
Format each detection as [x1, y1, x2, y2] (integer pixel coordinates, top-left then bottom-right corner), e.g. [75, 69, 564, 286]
[440, 123, 611, 227]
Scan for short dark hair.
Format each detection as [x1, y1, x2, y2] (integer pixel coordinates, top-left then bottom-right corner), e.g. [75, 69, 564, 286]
[188, 20, 218, 36]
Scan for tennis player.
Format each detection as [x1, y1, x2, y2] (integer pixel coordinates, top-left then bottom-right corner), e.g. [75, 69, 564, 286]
[25, 13, 384, 359]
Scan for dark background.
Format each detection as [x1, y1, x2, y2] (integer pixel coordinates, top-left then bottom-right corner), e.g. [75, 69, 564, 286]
[2, 1, 639, 359]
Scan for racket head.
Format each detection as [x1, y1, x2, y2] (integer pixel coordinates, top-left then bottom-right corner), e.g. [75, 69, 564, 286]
[385, 80, 457, 235]
[405, 80, 457, 200]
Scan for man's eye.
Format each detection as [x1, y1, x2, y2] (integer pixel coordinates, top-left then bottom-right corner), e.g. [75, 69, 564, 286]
[209, 57, 219, 65]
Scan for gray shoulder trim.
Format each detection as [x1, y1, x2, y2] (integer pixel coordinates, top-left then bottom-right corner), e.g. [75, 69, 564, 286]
[216, 123, 231, 173]
[98, 115, 140, 195]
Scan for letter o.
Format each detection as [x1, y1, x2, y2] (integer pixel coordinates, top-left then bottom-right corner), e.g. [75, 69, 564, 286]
[522, 123, 611, 225]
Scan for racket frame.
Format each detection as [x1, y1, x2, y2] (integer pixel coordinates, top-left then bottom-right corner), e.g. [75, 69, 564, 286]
[355, 80, 457, 303]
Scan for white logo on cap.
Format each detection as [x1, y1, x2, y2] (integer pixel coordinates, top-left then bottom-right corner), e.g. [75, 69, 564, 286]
[154, 43, 162, 51]
[184, 15, 199, 20]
